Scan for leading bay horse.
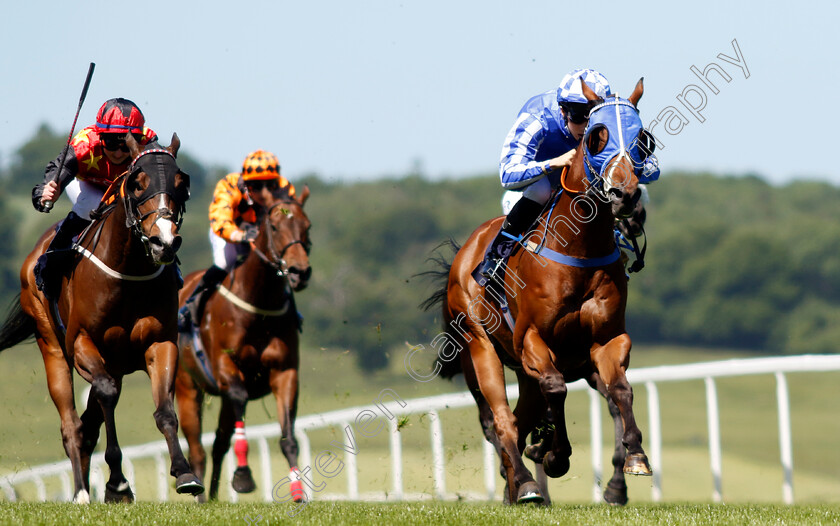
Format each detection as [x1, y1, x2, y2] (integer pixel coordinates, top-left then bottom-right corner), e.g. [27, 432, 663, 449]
[175, 187, 311, 502]
[424, 79, 655, 504]
[0, 134, 202, 503]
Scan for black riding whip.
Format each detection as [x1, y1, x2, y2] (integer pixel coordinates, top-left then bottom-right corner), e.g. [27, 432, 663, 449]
[43, 62, 95, 212]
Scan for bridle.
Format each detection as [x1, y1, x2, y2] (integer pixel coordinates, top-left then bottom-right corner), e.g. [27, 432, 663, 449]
[581, 97, 658, 198]
[121, 148, 189, 257]
[249, 200, 310, 279]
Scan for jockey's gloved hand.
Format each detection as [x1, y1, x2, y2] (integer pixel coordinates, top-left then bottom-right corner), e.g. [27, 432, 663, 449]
[242, 223, 259, 242]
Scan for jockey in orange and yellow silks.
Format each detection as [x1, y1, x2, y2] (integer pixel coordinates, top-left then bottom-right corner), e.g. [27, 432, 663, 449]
[178, 150, 295, 331]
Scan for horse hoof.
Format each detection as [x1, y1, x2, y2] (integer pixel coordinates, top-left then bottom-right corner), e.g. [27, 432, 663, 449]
[232, 466, 257, 494]
[523, 443, 545, 463]
[516, 481, 544, 504]
[194, 492, 207, 504]
[176, 473, 206, 495]
[542, 451, 570, 478]
[603, 482, 628, 506]
[104, 480, 134, 503]
[73, 489, 91, 504]
[623, 453, 652, 476]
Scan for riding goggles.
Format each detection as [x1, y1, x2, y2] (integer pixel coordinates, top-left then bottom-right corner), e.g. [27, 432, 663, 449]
[102, 133, 144, 153]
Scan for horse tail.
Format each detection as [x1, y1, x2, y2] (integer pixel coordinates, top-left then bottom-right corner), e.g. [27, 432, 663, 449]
[417, 239, 459, 312]
[0, 294, 36, 352]
[417, 239, 464, 380]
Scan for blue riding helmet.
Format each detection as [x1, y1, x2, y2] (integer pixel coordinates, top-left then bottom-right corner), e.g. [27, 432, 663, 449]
[582, 97, 660, 187]
[557, 69, 611, 105]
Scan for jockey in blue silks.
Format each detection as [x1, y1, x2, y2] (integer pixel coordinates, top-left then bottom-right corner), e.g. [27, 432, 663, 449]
[479, 68, 659, 279]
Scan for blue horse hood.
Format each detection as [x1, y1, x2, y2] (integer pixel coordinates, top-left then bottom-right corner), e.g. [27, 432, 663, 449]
[583, 97, 659, 185]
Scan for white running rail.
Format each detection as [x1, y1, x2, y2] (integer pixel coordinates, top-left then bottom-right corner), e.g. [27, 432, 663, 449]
[2, 354, 838, 504]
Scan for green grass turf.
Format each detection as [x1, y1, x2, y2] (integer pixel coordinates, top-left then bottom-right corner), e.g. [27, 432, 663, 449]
[0, 343, 838, 504]
[0, 502, 839, 526]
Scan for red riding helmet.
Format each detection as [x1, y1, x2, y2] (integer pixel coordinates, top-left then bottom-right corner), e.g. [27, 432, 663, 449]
[94, 98, 146, 134]
[241, 150, 281, 181]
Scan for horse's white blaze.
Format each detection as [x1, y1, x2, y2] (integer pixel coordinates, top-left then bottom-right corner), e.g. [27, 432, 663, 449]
[150, 194, 176, 245]
[600, 101, 637, 195]
[155, 217, 176, 245]
[73, 489, 90, 504]
[605, 151, 633, 193]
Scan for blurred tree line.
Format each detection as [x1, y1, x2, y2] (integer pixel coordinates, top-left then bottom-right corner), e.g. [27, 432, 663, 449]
[1, 124, 838, 371]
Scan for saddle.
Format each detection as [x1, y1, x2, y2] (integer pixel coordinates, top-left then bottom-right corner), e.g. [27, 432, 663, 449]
[34, 215, 91, 299]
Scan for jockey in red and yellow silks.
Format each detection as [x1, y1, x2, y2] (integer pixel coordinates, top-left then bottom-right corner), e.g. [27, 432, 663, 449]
[32, 98, 158, 298]
[179, 150, 295, 331]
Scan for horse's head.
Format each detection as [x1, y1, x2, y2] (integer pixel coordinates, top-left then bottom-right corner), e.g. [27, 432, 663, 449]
[124, 133, 190, 265]
[580, 79, 659, 218]
[258, 186, 312, 291]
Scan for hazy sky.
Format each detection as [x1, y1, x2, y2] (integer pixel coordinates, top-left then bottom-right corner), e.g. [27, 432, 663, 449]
[2, 1, 837, 185]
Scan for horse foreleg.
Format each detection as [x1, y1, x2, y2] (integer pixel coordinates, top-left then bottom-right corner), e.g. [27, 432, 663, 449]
[74, 339, 133, 503]
[78, 388, 104, 492]
[174, 367, 207, 502]
[513, 371, 551, 506]
[586, 372, 628, 505]
[209, 396, 236, 499]
[521, 329, 572, 479]
[145, 341, 204, 496]
[591, 334, 651, 477]
[40, 344, 88, 503]
[270, 367, 304, 502]
[221, 381, 256, 495]
[87, 372, 133, 503]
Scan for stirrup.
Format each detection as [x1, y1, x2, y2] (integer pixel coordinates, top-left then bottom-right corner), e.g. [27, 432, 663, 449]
[177, 304, 192, 333]
[480, 255, 504, 280]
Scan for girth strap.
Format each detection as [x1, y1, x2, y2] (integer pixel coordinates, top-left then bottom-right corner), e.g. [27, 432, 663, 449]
[523, 241, 621, 268]
[216, 285, 290, 317]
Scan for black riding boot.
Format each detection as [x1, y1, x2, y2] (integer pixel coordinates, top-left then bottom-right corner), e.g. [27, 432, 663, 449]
[178, 265, 228, 332]
[478, 197, 544, 279]
[34, 211, 91, 298]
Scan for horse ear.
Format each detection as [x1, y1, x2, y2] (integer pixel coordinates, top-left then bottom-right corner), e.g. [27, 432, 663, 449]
[168, 132, 180, 158]
[125, 132, 143, 159]
[581, 79, 601, 102]
[297, 185, 310, 206]
[629, 77, 644, 107]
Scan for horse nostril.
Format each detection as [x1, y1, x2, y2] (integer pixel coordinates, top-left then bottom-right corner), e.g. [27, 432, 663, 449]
[172, 235, 182, 253]
[290, 267, 312, 281]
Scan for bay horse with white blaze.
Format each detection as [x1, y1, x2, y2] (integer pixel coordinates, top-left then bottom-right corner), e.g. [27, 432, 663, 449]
[424, 79, 655, 505]
[0, 134, 202, 503]
[175, 187, 312, 502]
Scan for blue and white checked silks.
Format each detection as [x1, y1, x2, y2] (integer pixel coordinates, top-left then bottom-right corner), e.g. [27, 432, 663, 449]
[499, 69, 612, 190]
[557, 68, 611, 104]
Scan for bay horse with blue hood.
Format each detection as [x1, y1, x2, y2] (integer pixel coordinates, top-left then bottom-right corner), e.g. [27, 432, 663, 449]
[424, 78, 657, 504]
